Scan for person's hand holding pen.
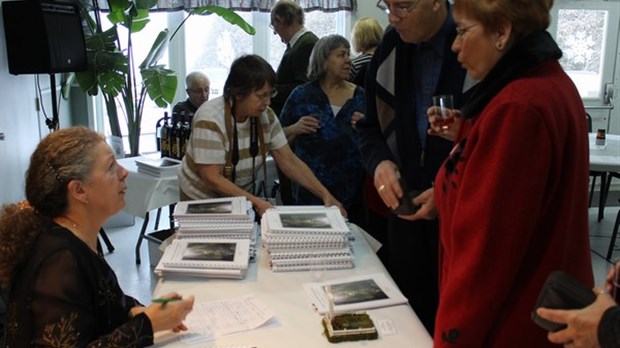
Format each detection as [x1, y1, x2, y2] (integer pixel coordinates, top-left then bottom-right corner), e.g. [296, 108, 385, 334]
[140, 292, 195, 333]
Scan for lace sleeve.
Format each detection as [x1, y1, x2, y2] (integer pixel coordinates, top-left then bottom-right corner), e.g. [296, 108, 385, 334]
[23, 249, 154, 347]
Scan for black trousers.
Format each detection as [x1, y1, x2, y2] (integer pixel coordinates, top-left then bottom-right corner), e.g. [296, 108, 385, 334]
[386, 215, 439, 336]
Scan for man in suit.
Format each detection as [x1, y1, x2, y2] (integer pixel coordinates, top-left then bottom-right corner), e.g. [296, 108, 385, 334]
[269, 0, 318, 205]
[357, 0, 472, 335]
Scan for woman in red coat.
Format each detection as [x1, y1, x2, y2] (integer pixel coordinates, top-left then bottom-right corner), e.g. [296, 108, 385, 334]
[410, 0, 593, 346]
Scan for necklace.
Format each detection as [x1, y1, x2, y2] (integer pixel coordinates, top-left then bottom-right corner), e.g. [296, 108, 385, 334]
[55, 215, 98, 253]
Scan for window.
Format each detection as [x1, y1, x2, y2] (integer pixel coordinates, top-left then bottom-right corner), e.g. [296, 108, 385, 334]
[184, 12, 254, 99]
[556, 9, 607, 99]
[95, 10, 348, 155]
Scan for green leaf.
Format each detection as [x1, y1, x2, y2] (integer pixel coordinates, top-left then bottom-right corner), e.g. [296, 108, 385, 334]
[139, 29, 169, 69]
[191, 6, 256, 35]
[142, 67, 178, 107]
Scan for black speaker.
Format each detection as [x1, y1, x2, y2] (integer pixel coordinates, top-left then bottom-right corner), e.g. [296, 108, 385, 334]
[2, 0, 87, 75]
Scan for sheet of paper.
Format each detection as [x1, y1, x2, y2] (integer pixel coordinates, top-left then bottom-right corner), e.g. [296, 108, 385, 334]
[179, 295, 274, 343]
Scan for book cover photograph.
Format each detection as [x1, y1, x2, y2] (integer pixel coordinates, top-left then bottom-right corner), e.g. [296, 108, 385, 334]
[174, 196, 249, 219]
[303, 273, 408, 314]
[182, 242, 237, 261]
[264, 208, 349, 234]
[161, 238, 250, 270]
[186, 201, 233, 214]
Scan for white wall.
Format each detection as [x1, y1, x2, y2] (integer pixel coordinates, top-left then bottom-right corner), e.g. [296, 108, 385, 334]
[352, 1, 389, 29]
[0, 0, 74, 205]
[0, 0, 41, 205]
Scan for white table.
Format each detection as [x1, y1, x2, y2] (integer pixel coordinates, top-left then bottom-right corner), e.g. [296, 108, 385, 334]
[589, 133, 620, 221]
[118, 156, 180, 264]
[151, 225, 433, 348]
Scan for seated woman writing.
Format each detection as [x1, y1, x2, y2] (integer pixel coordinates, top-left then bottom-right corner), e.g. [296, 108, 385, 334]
[0, 126, 194, 347]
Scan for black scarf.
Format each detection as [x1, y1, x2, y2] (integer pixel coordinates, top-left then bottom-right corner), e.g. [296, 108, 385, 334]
[461, 31, 562, 119]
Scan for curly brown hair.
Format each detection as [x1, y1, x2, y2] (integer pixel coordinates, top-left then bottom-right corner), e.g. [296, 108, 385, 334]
[0, 126, 104, 287]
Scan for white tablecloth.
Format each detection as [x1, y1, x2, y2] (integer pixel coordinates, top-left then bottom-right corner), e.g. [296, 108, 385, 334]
[118, 156, 180, 218]
[152, 224, 433, 348]
[590, 133, 620, 172]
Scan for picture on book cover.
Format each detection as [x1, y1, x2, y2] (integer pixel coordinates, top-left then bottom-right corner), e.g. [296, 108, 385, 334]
[323, 279, 388, 305]
[303, 273, 408, 314]
[182, 242, 237, 262]
[280, 212, 332, 229]
[187, 201, 233, 215]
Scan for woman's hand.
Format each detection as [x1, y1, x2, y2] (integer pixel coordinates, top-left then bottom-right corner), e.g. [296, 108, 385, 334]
[427, 105, 462, 141]
[323, 195, 347, 218]
[293, 115, 321, 135]
[143, 292, 195, 333]
[253, 198, 274, 217]
[398, 188, 438, 221]
[350, 111, 364, 129]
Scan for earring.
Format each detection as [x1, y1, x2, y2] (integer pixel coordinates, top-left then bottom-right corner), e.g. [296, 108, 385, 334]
[496, 42, 503, 50]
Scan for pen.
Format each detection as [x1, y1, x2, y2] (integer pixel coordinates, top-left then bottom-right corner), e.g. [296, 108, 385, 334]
[152, 297, 182, 304]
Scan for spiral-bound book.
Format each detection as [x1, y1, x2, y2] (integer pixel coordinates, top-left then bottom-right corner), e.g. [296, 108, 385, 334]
[268, 247, 352, 260]
[174, 196, 250, 221]
[261, 230, 350, 250]
[159, 238, 250, 270]
[303, 273, 408, 314]
[269, 255, 354, 272]
[262, 208, 349, 235]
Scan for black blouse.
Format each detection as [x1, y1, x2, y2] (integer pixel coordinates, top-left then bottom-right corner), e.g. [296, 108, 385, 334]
[6, 224, 154, 347]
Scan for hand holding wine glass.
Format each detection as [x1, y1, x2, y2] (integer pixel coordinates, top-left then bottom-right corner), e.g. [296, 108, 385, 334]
[428, 94, 461, 141]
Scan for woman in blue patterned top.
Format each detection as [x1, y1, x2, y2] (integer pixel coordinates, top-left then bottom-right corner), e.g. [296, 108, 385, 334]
[280, 34, 366, 226]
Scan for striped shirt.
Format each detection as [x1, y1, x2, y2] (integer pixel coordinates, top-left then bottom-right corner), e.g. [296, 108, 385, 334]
[178, 96, 288, 199]
[349, 53, 373, 82]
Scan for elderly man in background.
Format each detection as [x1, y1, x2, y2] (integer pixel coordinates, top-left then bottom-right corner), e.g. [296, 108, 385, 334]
[269, 0, 318, 205]
[172, 71, 211, 123]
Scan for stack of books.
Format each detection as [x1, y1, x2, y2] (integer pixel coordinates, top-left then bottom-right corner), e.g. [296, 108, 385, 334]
[155, 238, 250, 279]
[155, 196, 256, 279]
[261, 206, 354, 272]
[134, 156, 181, 177]
[173, 196, 256, 240]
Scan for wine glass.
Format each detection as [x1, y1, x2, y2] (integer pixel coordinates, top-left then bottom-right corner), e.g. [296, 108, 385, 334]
[432, 94, 454, 131]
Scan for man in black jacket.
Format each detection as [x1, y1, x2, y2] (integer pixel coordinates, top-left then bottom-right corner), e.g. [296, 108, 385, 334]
[357, 0, 473, 335]
[269, 0, 318, 204]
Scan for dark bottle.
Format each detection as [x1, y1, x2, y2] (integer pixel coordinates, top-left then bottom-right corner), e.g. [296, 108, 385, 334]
[159, 112, 171, 158]
[169, 110, 179, 159]
[179, 121, 191, 159]
[170, 121, 180, 160]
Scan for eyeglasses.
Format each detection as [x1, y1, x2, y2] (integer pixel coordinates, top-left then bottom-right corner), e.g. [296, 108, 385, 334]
[255, 89, 278, 101]
[455, 24, 479, 38]
[377, 0, 420, 17]
[187, 87, 210, 94]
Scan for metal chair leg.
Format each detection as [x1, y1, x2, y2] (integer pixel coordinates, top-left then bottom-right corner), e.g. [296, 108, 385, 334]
[607, 208, 620, 260]
[99, 228, 114, 253]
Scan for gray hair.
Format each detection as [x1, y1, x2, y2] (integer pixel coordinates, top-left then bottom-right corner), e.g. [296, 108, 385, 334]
[307, 34, 351, 81]
[185, 71, 209, 88]
[271, 0, 304, 26]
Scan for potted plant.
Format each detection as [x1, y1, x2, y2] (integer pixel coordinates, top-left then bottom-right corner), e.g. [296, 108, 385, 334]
[73, 0, 255, 156]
